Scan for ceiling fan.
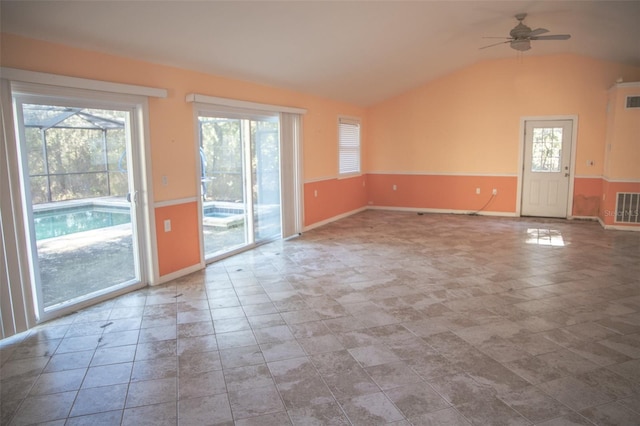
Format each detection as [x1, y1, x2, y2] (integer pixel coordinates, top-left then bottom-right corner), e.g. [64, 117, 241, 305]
[480, 13, 571, 51]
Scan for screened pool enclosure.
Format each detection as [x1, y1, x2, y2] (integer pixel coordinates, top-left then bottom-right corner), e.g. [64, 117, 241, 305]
[18, 104, 137, 310]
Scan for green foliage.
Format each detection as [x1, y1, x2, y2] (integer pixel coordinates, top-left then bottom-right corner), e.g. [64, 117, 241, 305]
[199, 117, 280, 204]
[23, 106, 128, 204]
[531, 128, 562, 172]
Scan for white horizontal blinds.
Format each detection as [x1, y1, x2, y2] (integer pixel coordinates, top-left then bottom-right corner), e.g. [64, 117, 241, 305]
[339, 117, 361, 175]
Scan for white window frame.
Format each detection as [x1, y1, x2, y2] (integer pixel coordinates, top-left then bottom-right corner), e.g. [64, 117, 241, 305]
[338, 116, 361, 176]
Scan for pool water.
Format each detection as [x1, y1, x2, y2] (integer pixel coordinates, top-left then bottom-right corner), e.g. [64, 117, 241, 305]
[203, 207, 243, 219]
[205, 211, 239, 218]
[34, 206, 131, 240]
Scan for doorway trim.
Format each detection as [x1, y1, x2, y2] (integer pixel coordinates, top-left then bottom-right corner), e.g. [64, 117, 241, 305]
[187, 93, 306, 265]
[1, 68, 165, 330]
[516, 115, 578, 218]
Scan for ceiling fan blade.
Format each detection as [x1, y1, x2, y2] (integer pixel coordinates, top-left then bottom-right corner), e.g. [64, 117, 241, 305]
[482, 37, 512, 39]
[479, 40, 511, 50]
[528, 28, 549, 37]
[530, 34, 571, 40]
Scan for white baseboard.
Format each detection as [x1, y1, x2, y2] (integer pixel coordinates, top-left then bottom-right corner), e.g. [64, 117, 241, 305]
[366, 205, 518, 217]
[594, 216, 640, 231]
[302, 205, 517, 232]
[600, 222, 640, 232]
[303, 207, 368, 232]
[154, 262, 204, 286]
[569, 216, 599, 221]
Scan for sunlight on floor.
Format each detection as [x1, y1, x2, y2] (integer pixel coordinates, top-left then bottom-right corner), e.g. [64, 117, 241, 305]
[526, 228, 565, 246]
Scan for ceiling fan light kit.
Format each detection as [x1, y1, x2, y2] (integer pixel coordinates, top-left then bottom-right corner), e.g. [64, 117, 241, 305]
[511, 39, 531, 51]
[481, 13, 571, 51]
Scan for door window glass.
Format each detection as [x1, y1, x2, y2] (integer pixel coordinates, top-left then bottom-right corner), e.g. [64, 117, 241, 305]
[531, 127, 562, 172]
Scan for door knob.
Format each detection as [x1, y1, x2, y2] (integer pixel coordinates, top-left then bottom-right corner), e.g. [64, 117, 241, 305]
[564, 173, 570, 177]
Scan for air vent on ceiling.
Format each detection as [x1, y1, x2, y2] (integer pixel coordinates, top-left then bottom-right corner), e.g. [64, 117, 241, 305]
[626, 96, 640, 108]
[615, 193, 640, 223]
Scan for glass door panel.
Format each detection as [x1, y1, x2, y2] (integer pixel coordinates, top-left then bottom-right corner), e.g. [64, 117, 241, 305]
[199, 113, 281, 260]
[15, 101, 142, 314]
[251, 119, 281, 241]
[200, 117, 248, 257]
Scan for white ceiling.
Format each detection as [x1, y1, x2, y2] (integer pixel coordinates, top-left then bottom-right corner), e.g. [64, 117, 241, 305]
[2, 1, 639, 106]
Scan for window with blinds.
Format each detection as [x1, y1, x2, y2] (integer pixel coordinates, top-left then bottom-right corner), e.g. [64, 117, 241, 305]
[338, 117, 361, 175]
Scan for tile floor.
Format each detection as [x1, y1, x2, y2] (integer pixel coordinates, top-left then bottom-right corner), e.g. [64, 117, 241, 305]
[2, 210, 640, 425]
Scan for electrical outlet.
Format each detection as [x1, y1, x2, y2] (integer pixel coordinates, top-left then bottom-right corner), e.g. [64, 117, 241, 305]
[393, 185, 397, 191]
[162, 175, 168, 186]
[492, 189, 498, 195]
[476, 188, 480, 195]
[314, 190, 318, 198]
[164, 219, 171, 232]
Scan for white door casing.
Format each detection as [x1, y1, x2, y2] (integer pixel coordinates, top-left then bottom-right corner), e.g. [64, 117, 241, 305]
[521, 119, 575, 218]
[12, 88, 149, 322]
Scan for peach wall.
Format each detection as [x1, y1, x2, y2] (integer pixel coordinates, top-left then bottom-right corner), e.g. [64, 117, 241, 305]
[0, 34, 365, 192]
[606, 84, 640, 180]
[155, 202, 201, 276]
[1, 33, 367, 275]
[368, 54, 640, 176]
[304, 175, 367, 226]
[367, 54, 640, 218]
[367, 174, 517, 213]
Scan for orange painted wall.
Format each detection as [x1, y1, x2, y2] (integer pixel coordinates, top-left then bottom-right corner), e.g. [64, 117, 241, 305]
[304, 175, 367, 226]
[600, 181, 640, 227]
[367, 174, 517, 213]
[155, 202, 201, 276]
[573, 178, 603, 217]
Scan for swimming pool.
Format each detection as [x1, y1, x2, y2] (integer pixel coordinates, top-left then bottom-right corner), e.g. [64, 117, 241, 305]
[202, 205, 245, 228]
[34, 205, 131, 240]
[203, 206, 243, 218]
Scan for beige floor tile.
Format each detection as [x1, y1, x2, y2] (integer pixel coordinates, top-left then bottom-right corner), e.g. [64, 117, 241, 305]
[339, 391, 404, 425]
[228, 383, 285, 420]
[2, 211, 639, 425]
[122, 401, 177, 426]
[70, 383, 127, 417]
[384, 383, 450, 418]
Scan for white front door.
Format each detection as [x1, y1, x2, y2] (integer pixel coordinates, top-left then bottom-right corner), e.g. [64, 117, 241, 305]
[521, 120, 573, 218]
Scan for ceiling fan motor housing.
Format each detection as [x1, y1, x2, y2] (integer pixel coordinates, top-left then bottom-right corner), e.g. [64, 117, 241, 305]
[510, 22, 532, 39]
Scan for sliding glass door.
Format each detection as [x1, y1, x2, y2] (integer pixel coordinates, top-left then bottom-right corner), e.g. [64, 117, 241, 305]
[13, 93, 145, 319]
[199, 112, 281, 259]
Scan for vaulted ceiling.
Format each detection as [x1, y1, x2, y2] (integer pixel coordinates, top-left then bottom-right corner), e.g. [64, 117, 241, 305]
[2, 1, 639, 106]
